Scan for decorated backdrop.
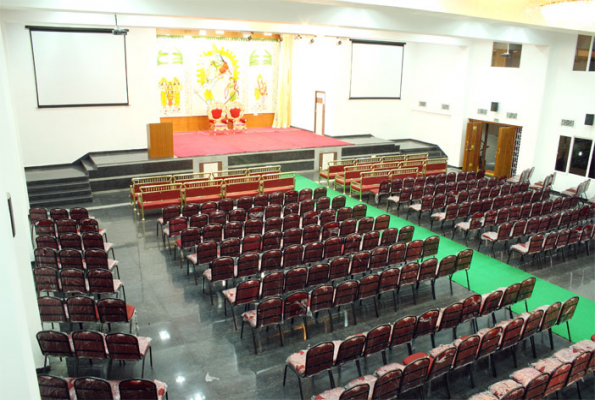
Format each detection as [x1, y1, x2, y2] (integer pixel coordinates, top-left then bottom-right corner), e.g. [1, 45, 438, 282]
[157, 35, 279, 117]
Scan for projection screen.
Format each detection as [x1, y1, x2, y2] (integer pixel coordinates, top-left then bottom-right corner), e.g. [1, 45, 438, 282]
[350, 40, 405, 99]
[28, 26, 129, 108]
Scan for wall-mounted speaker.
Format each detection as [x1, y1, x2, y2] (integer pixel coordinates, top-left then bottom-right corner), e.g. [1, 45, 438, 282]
[586, 114, 594, 126]
[491, 102, 499, 112]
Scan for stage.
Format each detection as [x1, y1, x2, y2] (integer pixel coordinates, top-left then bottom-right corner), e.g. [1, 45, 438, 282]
[172, 127, 353, 158]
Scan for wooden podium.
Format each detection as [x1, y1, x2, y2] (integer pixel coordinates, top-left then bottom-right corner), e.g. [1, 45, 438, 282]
[147, 122, 174, 159]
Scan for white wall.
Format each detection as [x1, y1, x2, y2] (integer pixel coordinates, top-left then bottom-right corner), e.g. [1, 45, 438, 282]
[464, 40, 550, 172]
[3, 23, 160, 167]
[534, 34, 595, 198]
[0, 25, 43, 397]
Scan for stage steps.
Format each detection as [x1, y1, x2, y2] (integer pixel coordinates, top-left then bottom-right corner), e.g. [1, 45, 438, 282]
[26, 164, 93, 208]
[391, 138, 448, 160]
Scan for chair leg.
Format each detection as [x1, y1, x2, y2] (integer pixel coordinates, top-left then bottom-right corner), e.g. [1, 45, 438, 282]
[381, 350, 387, 365]
[278, 324, 284, 347]
[490, 354, 497, 377]
[548, 328, 554, 350]
[411, 285, 416, 305]
[328, 369, 335, 388]
[392, 291, 397, 311]
[373, 297, 379, 318]
[430, 334, 435, 348]
[251, 327, 258, 355]
[407, 342, 413, 355]
[303, 316, 309, 340]
[465, 270, 471, 290]
[566, 321, 572, 342]
[576, 381, 582, 399]
[141, 355, 146, 378]
[231, 304, 237, 330]
[468, 364, 475, 388]
[511, 346, 518, 368]
[530, 336, 537, 358]
[328, 309, 334, 332]
[448, 275, 453, 295]
[149, 346, 153, 367]
[283, 365, 288, 386]
[356, 360, 362, 376]
[444, 374, 451, 399]
[351, 303, 357, 325]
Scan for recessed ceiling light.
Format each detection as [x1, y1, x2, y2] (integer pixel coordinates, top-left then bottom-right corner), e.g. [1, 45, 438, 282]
[199, 30, 207, 36]
[216, 30, 224, 35]
[264, 32, 272, 36]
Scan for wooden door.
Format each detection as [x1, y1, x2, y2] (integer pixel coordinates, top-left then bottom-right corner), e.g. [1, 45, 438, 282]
[314, 91, 325, 135]
[493, 127, 517, 178]
[463, 121, 482, 171]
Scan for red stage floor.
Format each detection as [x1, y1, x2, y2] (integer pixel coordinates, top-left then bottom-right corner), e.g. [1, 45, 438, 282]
[173, 127, 353, 158]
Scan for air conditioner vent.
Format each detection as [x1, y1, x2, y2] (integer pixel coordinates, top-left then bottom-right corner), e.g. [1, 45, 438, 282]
[507, 112, 518, 119]
[561, 119, 575, 127]
[478, 109, 488, 115]
[441, 104, 450, 111]
[418, 101, 426, 107]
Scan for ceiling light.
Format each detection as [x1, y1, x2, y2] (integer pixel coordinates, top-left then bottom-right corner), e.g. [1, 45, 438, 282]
[264, 32, 272, 36]
[215, 30, 224, 35]
[199, 30, 207, 36]
[540, 0, 595, 23]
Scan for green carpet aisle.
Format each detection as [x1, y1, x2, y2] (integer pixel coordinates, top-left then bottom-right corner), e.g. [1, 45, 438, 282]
[295, 175, 595, 342]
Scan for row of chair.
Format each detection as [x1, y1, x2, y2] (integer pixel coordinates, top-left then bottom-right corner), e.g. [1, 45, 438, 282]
[35, 232, 115, 258]
[37, 296, 136, 333]
[164, 209, 382, 255]
[444, 201, 589, 240]
[470, 338, 595, 400]
[35, 247, 118, 275]
[33, 267, 125, 300]
[33, 217, 108, 240]
[291, 282, 569, 400]
[507, 224, 593, 266]
[220, 250, 466, 332]
[188, 229, 433, 285]
[29, 206, 94, 226]
[38, 376, 168, 400]
[36, 330, 153, 378]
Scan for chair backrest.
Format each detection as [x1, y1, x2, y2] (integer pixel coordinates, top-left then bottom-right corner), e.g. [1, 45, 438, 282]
[422, 236, 440, 258]
[333, 280, 359, 306]
[72, 330, 107, 359]
[35, 248, 59, 269]
[97, 298, 131, 323]
[381, 228, 399, 246]
[391, 315, 416, 347]
[242, 234, 262, 254]
[195, 241, 218, 265]
[283, 291, 309, 320]
[261, 272, 284, 297]
[520, 309, 545, 340]
[36, 331, 73, 357]
[437, 302, 463, 331]
[477, 326, 503, 359]
[516, 277, 536, 304]
[60, 233, 82, 250]
[539, 301, 562, 332]
[210, 257, 235, 282]
[358, 274, 380, 300]
[557, 296, 579, 325]
[105, 333, 142, 361]
[306, 264, 330, 287]
[60, 268, 87, 294]
[74, 377, 114, 400]
[400, 356, 430, 393]
[361, 231, 380, 251]
[119, 379, 160, 400]
[66, 296, 98, 323]
[254, 297, 283, 328]
[309, 285, 334, 313]
[357, 217, 374, 235]
[340, 384, 370, 400]
[405, 240, 423, 262]
[38, 375, 72, 400]
[235, 279, 261, 305]
[452, 334, 480, 369]
[460, 294, 482, 322]
[329, 256, 350, 281]
[378, 267, 400, 294]
[428, 345, 457, 380]
[34, 266, 60, 292]
[87, 269, 116, 294]
[540, 360, 572, 396]
[399, 262, 419, 286]
[499, 318, 525, 349]
[236, 253, 259, 278]
[436, 255, 456, 278]
[369, 247, 388, 271]
[284, 267, 307, 292]
[262, 231, 282, 252]
[522, 371, 550, 400]
[413, 309, 439, 338]
[303, 241, 323, 264]
[303, 341, 335, 377]
[387, 242, 406, 266]
[363, 324, 391, 357]
[56, 218, 78, 235]
[38, 296, 68, 323]
[480, 290, 504, 317]
[59, 249, 85, 270]
[223, 222, 243, 239]
[455, 249, 473, 272]
[332, 335, 365, 369]
[397, 225, 414, 243]
[332, 195, 347, 210]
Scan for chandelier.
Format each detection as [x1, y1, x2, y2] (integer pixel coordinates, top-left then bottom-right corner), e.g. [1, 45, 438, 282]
[539, 0, 595, 24]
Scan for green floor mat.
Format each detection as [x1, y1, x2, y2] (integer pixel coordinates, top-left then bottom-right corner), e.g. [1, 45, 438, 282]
[295, 175, 595, 342]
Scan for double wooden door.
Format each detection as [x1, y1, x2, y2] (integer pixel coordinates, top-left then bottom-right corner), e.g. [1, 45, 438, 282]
[463, 121, 517, 178]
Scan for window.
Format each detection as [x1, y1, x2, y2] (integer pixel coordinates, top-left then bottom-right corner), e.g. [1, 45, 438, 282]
[491, 42, 522, 68]
[573, 35, 595, 72]
[555, 136, 572, 172]
[569, 138, 593, 177]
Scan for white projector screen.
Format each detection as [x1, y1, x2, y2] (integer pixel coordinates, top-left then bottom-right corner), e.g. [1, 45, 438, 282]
[28, 27, 129, 107]
[350, 40, 405, 99]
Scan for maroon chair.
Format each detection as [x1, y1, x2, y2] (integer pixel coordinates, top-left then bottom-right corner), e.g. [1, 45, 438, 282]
[417, 258, 437, 295]
[387, 186, 412, 215]
[156, 205, 180, 240]
[507, 234, 544, 267]
[303, 241, 323, 265]
[269, 192, 285, 205]
[236, 253, 259, 279]
[373, 214, 390, 231]
[380, 227, 398, 246]
[241, 234, 262, 254]
[223, 279, 261, 330]
[283, 244, 304, 269]
[323, 236, 342, 260]
[264, 216, 282, 233]
[38, 296, 69, 329]
[302, 211, 319, 228]
[357, 217, 374, 234]
[378, 267, 400, 311]
[314, 187, 328, 201]
[333, 280, 359, 325]
[398, 355, 430, 395]
[60, 268, 87, 295]
[223, 221, 243, 239]
[362, 324, 391, 364]
[398, 262, 420, 305]
[261, 249, 282, 272]
[187, 241, 217, 281]
[97, 298, 137, 334]
[283, 291, 310, 339]
[72, 330, 109, 374]
[329, 256, 350, 281]
[408, 194, 433, 224]
[106, 333, 153, 378]
[496, 317, 525, 368]
[343, 233, 362, 256]
[387, 242, 406, 266]
[262, 230, 282, 251]
[174, 227, 200, 263]
[451, 334, 481, 388]
[245, 218, 264, 235]
[73, 377, 117, 400]
[557, 296, 579, 341]
[59, 233, 83, 251]
[480, 222, 512, 255]
[353, 204, 367, 220]
[357, 274, 381, 318]
[319, 209, 336, 226]
[333, 335, 366, 376]
[35, 247, 59, 269]
[488, 379, 524, 399]
[299, 199, 315, 216]
[66, 296, 99, 328]
[321, 221, 341, 241]
[34, 266, 61, 294]
[455, 248, 473, 290]
[422, 236, 440, 259]
[431, 203, 458, 230]
[336, 206, 352, 222]
[308, 284, 335, 331]
[50, 208, 69, 221]
[284, 342, 336, 399]
[119, 379, 168, 400]
[397, 225, 414, 244]
[475, 326, 504, 377]
[236, 196, 253, 211]
[58, 248, 84, 270]
[369, 246, 388, 271]
[284, 191, 299, 205]
[554, 347, 591, 398]
[181, 203, 200, 217]
[284, 203, 300, 218]
[253, 193, 269, 207]
[285, 267, 308, 293]
[189, 213, 209, 230]
[390, 316, 416, 355]
[261, 272, 284, 297]
[88, 268, 125, 300]
[306, 263, 329, 287]
[361, 231, 380, 251]
[200, 201, 218, 215]
[36, 331, 74, 368]
[82, 232, 115, 258]
[38, 375, 75, 400]
[241, 296, 284, 354]
[460, 294, 482, 333]
[302, 225, 321, 246]
[202, 256, 234, 304]
[56, 218, 78, 236]
[436, 302, 463, 340]
[479, 290, 504, 327]
[533, 358, 572, 398]
[264, 204, 282, 220]
[413, 309, 439, 347]
[453, 212, 484, 245]
[283, 227, 303, 248]
[433, 255, 456, 299]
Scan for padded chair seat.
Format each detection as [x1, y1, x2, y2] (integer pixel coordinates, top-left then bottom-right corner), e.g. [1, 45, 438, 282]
[511, 367, 541, 386]
[409, 204, 422, 212]
[431, 212, 446, 220]
[510, 243, 528, 254]
[488, 379, 523, 398]
[469, 392, 498, 400]
[387, 196, 401, 203]
[482, 231, 498, 241]
[107, 259, 119, 271]
[572, 339, 595, 353]
[287, 350, 307, 376]
[554, 347, 584, 363]
[560, 190, 576, 197]
[241, 310, 257, 328]
[138, 336, 152, 357]
[125, 304, 136, 321]
[154, 380, 168, 400]
[374, 362, 405, 377]
[313, 388, 345, 400]
[455, 221, 470, 231]
[429, 343, 455, 359]
[203, 269, 212, 281]
[223, 288, 236, 304]
[186, 253, 198, 265]
[533, 357, 563, 374]
[346, 375, 376, 395]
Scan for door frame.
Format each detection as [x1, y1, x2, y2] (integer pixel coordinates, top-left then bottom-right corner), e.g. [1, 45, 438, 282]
[314, 91, 326, 136]
[468, 119, 523, 177]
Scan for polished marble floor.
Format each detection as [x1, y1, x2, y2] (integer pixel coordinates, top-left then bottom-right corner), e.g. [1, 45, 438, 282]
[42, 181, 595, 400]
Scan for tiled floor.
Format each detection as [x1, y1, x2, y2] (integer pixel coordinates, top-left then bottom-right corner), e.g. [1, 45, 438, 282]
[42, 179, 595, 400]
